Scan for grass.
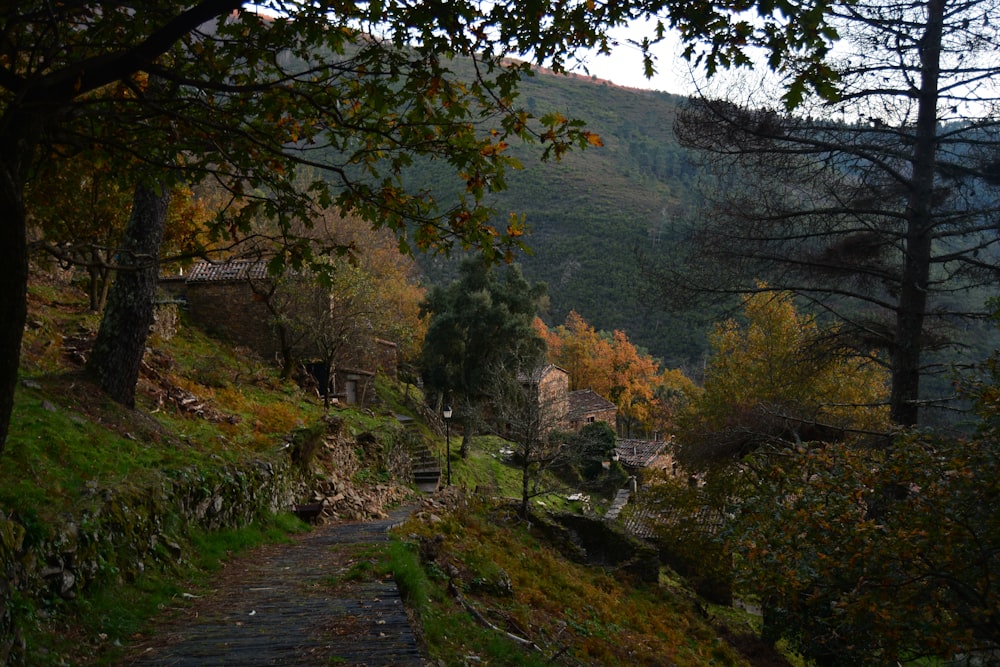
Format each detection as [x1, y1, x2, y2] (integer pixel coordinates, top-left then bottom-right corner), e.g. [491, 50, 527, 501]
[187, 512, 309, 573]
[5, 282, 330, 522]
[6, 278, 787, 667]
[441, 435, 613, 514]
[4, 381, 191, 521]
[379, 498, 753, 666]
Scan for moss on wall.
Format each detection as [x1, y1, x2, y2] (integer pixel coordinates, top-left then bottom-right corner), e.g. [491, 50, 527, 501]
[0, 455, 304, 665]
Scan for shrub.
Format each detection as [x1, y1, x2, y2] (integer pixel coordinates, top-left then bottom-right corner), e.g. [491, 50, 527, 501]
[732, 436, 1000, 665]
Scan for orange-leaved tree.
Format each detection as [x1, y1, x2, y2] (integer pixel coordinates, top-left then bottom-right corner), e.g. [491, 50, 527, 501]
[540, 311, 697, 437]
[26, 156, 216, 311]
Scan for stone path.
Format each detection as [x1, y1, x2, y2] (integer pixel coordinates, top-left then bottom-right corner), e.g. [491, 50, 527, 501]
[603, 487, 632, 521]
[120, 504, 425, 666]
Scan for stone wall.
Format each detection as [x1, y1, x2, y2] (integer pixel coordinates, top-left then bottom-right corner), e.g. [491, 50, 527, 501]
[0, 456, 305, 665]
[533, 511, 660, 584]
[537, 366, 569, 430]
[185, 282, 278, 360]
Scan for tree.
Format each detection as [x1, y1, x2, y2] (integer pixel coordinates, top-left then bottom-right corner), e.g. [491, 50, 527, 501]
[606, 329, 662, 437]
[543, 311, 615, 394]
[730, 416, 1000, 663]
[0, 0, 858, 448]
[245, 209, 426, 388]
[484, 353, 568, 518]
[539, 311, 690, 437]
[86, 182, 171, 406]
[26, 154, 136, 312]
[638, 311, 1000, 665]
[650, 368, 701, 437]
[25, 128, 218, 315]
[667, 0, 1000, 427]
[420, 257, 547, 457]
[563, 421, 628, 492]
[676, 288, 891, 467]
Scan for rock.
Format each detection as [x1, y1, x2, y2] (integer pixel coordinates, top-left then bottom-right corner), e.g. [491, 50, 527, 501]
[195, 498, 211, 519]
[56, 570, 76, 599]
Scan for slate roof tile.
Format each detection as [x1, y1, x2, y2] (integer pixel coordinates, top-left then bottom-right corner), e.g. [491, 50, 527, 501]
[185, 259, 270, 282]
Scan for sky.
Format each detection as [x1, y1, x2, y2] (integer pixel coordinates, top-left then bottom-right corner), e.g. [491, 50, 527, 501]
[565, 21, 693, 95]
[243, 5, 694, 95]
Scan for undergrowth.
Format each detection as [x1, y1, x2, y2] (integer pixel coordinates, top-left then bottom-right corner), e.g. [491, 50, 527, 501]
[7, 278, 788, 667]
[377, 498, 753, 666]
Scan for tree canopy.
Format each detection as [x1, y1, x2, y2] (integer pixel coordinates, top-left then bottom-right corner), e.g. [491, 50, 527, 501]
[0, 0, 856, 448]
[665, 0, 1000, 426]
[676, 288, 890, 467]
[420, 257, 547, 455]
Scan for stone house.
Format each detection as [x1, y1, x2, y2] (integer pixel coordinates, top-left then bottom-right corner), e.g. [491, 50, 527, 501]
[158, 258, 397, 405]
[615, 438, 674, 478]
[519, 365, 618, 433]
[519, 364, 570, 428]
[167, 259, 279, 357]
[568, 389, 618, 432]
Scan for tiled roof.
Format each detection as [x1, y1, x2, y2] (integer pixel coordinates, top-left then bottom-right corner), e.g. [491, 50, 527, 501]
[568, 388, 616, 417]
[185, 259, 270, 283]
[617, 491, 725, 539]
[616, 438, 671, 468]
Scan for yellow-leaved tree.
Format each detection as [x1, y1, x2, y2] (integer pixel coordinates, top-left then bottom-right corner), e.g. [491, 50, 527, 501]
[678, 286, 890, 468]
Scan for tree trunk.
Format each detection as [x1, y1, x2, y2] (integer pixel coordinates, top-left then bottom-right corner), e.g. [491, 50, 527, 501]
[460, 425, 473, 458]
[520, 453, 531, 519]
[323, 357, 336, 411]
[86, 254, 114, 313]
[0, 155, 30, 451]
[892, 0, 944, 426]
[87, 182, 170, 407]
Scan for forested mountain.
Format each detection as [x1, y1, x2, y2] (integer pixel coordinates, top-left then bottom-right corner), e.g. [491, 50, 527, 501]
[406, 69, 712, 369]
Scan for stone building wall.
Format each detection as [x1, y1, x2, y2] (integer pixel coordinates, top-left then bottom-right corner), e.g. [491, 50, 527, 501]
[537, 366, 569, 428]
[185, 282, 279, 361]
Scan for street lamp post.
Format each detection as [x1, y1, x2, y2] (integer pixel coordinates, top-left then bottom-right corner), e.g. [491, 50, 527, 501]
[442, 405, 453, 486]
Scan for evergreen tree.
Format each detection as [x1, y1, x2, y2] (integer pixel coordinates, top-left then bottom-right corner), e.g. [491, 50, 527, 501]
[420, 257, 547, 457]
[668, 0, 1000, 426]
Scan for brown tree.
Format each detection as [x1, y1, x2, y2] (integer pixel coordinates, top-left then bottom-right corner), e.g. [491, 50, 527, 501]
[86, 183, 171, 406]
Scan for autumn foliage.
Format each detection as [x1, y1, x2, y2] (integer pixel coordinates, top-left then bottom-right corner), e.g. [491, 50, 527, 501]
[676, 288, 890, 467]
[536, 311, 697, 437]
[732, 432, 1000, 665]
[637, 290, 999, 663]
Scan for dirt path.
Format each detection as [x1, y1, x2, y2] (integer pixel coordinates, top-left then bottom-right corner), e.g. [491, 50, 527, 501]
[118, 504, 426, 666]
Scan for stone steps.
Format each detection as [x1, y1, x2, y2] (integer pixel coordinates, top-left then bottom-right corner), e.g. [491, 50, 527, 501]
[396, 413, 441, 492]
[411, 447, 441, 492]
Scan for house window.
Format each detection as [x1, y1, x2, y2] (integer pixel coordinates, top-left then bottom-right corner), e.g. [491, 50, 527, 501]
[587, 416, 595, 423]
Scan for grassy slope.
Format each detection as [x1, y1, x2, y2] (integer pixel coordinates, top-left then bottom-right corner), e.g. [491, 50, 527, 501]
[6, 277, 780, 666]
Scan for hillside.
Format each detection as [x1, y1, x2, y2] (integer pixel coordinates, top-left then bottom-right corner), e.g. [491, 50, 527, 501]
[407, 69, 712, 367]
[0, 277, 787, 666]
[408, 66, 1000, 396]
